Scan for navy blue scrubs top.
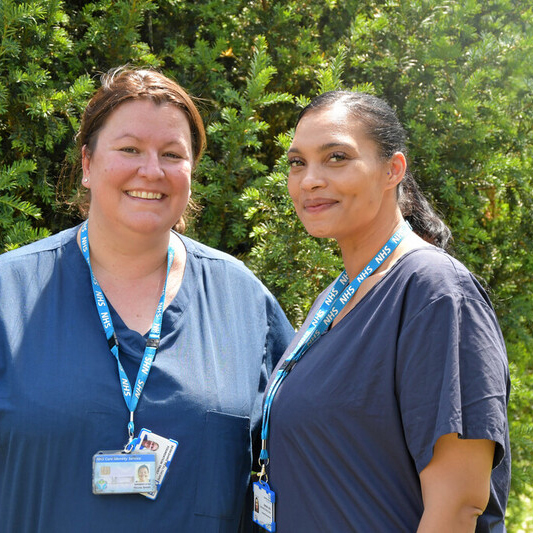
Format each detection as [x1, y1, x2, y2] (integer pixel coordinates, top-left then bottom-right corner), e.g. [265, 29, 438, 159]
[267, 247, 510, 532]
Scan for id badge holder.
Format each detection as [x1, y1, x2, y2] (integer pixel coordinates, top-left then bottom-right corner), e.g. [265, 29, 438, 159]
[134, 428, 179, 500]
[92, 450, 156, 494]
[253, 481, 276, 532]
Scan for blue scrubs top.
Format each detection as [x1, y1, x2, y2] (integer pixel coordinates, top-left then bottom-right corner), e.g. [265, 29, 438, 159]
[267, 247, 510, 532]
[0, 226, 294, 533]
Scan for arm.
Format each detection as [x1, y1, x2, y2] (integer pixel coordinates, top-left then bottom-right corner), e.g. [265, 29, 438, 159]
[417, 433, 495, 533]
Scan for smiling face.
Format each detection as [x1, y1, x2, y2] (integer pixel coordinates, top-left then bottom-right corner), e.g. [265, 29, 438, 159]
[137, 465, 150, 483]
[287, 103, 401, 250]
[81, 99, 192, 239]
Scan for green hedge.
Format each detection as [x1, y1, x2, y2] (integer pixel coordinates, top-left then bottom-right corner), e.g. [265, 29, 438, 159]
[1, 0, 532, 526]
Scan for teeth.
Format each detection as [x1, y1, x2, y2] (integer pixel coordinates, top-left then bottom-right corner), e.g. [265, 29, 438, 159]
[127, 191, 163, 200]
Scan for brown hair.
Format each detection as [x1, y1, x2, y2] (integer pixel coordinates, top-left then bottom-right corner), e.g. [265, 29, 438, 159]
[63, 66, 206, 233]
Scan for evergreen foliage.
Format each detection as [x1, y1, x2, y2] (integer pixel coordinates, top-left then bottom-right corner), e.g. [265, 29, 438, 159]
[1, 0, 531, 526]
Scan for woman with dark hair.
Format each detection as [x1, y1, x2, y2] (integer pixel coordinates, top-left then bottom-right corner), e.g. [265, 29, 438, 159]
[0, 67, 294, 532]
[256, 91, 510, 532]
[137, 464, 151, 484]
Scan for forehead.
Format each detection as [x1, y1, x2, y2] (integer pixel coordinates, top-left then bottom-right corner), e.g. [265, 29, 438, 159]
[103, 99, 191, 136]
[292, 103, 370, 148]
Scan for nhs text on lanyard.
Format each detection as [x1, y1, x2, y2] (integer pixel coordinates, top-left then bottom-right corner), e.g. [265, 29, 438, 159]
[252, 222, 411, 532]
[80, 221, 174, 444]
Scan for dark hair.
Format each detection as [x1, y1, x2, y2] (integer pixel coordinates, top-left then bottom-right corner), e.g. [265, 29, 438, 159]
[62, 66, 206, 233]
[296, 91, 451, 249]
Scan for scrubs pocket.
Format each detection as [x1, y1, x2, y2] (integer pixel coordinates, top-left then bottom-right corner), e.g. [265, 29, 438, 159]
[194, 410, 251, 519]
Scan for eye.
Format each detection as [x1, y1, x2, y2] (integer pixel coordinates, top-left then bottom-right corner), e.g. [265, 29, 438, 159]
[329, 152, 346, 162]
[287, 157, 304, 167]
[163, 152, 183, 160]
[119, 147, 138, 154]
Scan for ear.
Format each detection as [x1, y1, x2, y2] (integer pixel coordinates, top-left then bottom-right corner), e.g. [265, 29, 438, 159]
[385, 152, 406, 190]
[81, 145, 91, 188]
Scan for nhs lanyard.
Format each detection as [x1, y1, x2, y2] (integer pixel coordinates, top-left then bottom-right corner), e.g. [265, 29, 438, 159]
[80, 221, 175, 442]
[259, 222, 411, 469]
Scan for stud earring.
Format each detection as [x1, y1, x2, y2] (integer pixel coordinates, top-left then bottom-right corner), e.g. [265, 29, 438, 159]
[83, 178, 88, 183]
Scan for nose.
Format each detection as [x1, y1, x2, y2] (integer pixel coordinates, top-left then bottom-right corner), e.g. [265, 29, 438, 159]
[139, 152, 164, 180]
[299, 163, 326, 191]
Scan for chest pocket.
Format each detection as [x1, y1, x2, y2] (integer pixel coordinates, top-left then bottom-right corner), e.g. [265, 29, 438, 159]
[194, 410, 251, 520]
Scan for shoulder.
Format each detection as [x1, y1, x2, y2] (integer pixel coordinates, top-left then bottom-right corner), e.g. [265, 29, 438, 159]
[0, 226, 78, 270]
[393, 246, 493, 308]
[178, 234, 293, 336]
[178, 234, 282, 308]
[0, 227, 80, 311]
[179, 234, 265, 286]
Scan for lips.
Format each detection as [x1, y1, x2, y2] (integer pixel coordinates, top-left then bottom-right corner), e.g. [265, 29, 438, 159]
[303, 197, 338, 210]
[126, 190, 164, 200]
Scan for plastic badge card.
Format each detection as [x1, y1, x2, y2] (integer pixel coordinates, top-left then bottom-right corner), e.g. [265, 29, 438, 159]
[92, 450, 156, 494]
[134, 428, 178, 500]
[253, 481, 276, 532]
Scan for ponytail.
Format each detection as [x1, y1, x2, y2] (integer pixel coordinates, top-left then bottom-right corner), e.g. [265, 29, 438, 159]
[399, 171, 451, 249]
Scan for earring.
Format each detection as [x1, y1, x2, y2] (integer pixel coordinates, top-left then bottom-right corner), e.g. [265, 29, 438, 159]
[83, 178, 88, 183]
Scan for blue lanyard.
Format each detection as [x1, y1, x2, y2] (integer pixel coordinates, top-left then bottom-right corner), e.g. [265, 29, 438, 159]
[80, 221, 175, 443]
[259, 222, 411, 468]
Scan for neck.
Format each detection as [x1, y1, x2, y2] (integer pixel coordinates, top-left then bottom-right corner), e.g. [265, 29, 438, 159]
[80, 218, 173, 281]
[339, 210, 406, 281]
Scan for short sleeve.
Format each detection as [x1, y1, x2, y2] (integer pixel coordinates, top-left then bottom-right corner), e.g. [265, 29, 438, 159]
[396, 292, 509, 474]
[263, 293, 295, 376]
[252, 290, 293, 446]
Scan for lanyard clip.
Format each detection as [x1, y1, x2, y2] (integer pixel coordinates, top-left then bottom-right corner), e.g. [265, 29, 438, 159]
[257, 440, 269, 484]
[258, 462, 268, 484]
[107, 332, 119, 350]
[123, 411, 135, 453]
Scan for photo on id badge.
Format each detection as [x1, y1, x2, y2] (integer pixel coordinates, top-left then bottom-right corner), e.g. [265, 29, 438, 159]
[134, 428, 179, 500]
[92, 451, 156, 494]
[253, 481, 276, 532]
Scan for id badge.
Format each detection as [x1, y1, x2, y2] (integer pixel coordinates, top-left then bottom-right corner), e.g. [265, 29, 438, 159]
[92, 450, 156, 494]
[134, 428, 179, 500]
[253, 481, 276, 532]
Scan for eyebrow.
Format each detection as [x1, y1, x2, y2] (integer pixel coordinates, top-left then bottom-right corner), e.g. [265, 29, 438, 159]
[287, 142, 353, 155]
[114, 133, 187, 146]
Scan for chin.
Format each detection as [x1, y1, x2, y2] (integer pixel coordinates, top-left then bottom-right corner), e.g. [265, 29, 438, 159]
[122, 217, 174, 236]
[304, 226, 334, 240]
